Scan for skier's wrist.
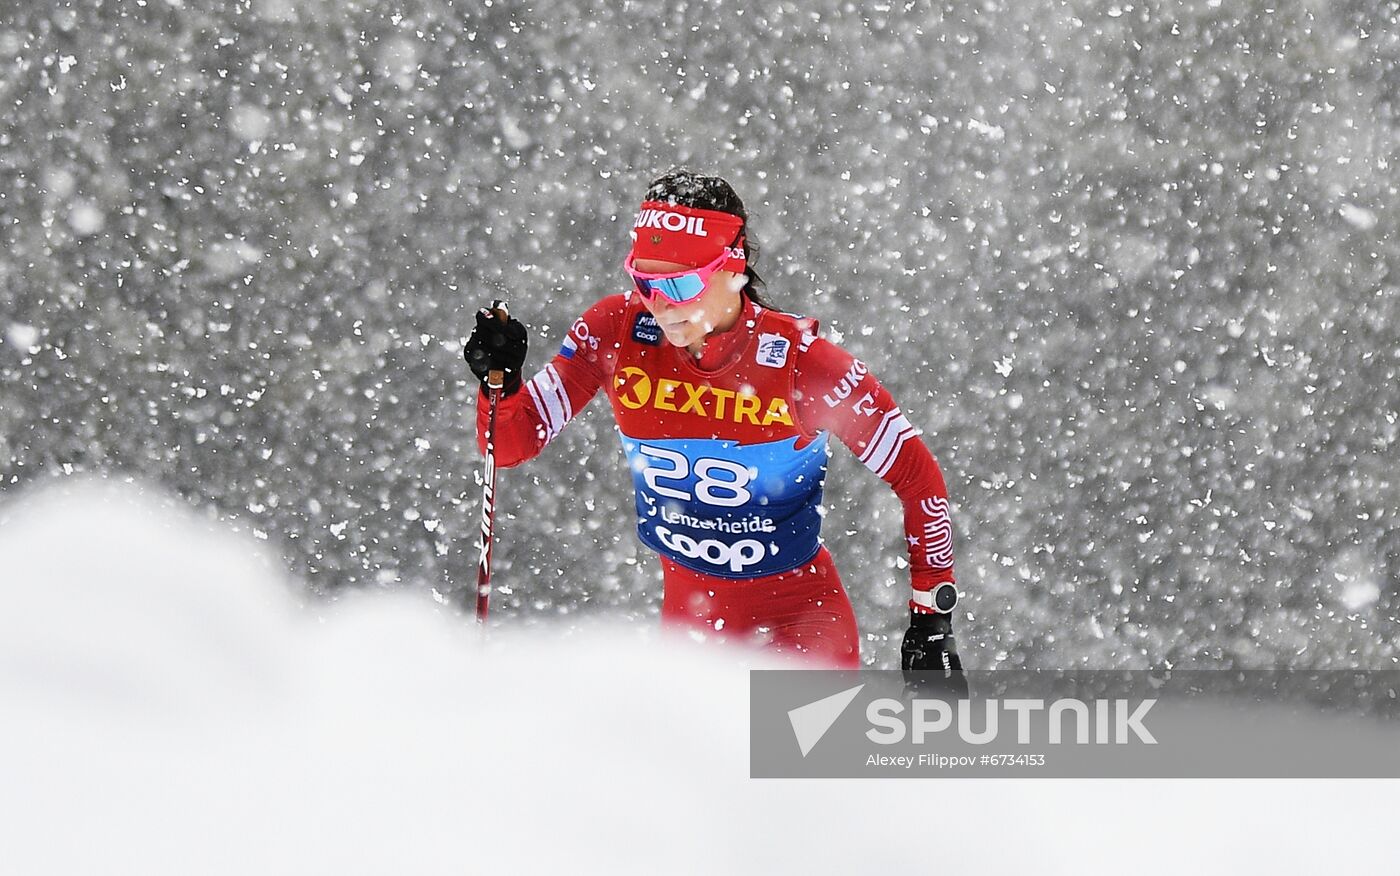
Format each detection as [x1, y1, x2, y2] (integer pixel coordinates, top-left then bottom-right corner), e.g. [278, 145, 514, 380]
[907, 609, 953, 634]
[909, 580, 958, 616]
[901, 607, 967, 692]
[478, 372, 523, 398]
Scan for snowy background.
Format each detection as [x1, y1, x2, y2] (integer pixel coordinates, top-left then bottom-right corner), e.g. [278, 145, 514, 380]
[3, 0, 1399, 672]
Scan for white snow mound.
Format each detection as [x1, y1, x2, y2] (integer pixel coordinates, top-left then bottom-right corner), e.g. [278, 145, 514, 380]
[0, 476, 1389, 874]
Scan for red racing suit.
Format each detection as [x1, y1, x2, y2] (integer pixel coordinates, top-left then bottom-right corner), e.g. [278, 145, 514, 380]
[476, 293, 955, 667]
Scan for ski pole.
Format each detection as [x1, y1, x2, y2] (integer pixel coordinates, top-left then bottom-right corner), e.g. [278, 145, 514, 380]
[475, 301, 509, 622]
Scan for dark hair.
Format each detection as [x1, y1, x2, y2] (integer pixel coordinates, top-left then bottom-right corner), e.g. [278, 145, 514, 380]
[643, 168, 770, 308]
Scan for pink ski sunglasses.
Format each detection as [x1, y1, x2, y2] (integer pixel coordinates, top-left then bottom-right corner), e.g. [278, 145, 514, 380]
[623, 243, 745, 305]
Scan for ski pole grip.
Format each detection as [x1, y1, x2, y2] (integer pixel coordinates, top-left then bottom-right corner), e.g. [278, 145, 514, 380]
[485, 300, 509, 391]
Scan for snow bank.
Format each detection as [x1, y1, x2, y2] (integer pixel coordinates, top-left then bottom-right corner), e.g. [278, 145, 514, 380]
[0, 477, 1389, 873]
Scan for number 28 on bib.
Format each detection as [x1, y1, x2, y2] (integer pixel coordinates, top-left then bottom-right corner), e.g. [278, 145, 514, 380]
[622, 434, 829, 578]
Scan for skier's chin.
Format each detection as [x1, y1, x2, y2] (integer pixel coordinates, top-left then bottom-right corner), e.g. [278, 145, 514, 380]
[663, 328, 695, 348]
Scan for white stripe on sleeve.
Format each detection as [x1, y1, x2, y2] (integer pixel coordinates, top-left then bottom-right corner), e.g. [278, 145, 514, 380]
[524, 365, 573, 444]
[859, 409, 915, 477]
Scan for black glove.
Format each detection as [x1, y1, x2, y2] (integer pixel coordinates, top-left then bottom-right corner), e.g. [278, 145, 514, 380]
[901, 610, 969, 698]
[464, 301, 527, 396]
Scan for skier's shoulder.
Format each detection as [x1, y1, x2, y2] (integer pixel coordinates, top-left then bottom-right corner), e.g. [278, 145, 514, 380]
[767, 307, 846, 371]
[577, 292, 631, 328]
[789, 321, 875, 400]
[755, 302, 819, 338]
[752, 303, 823, 364]
[556, 292, 642, 371]
[567, 293, 632, 344]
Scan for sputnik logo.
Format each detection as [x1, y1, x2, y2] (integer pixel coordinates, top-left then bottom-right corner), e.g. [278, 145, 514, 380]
[787, 684, 864, 757]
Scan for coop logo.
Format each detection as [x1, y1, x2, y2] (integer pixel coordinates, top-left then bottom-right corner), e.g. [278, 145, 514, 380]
[654, 525, 766, 573]
[614, 366, 794, 427]
[634, 208, 710, 237]
[632, 312, 662, 345]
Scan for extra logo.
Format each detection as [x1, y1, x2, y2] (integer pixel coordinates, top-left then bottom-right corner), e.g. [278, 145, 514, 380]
[632, 312, 661, 346]
[614, 366, 794, 427]
[634, 208, 710, 237]
[756, 333, 791, 368]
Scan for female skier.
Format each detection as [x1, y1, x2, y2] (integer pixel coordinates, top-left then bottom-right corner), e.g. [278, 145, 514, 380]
[465, 169, 964, 676]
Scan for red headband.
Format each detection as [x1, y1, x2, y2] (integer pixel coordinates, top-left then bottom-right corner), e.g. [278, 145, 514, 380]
[628, 201, 747, 272]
